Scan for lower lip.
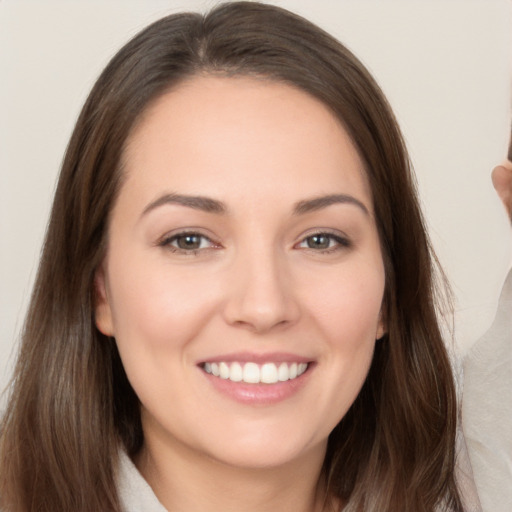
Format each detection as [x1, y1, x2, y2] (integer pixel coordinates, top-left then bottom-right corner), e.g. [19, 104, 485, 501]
[200, 365, 313, 405]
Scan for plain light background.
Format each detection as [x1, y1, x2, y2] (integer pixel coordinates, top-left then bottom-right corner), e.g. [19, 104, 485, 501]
[1, 0, 511, 408]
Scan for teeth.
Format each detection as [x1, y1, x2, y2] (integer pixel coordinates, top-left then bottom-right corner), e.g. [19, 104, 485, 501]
[243, 362, 260, 383]
[203, 361, 308, 384]
[219, 362, 230, 379]
[278, 362, 289, 382]
[230, 362, 243, 382]
[261, 363, 278, 383]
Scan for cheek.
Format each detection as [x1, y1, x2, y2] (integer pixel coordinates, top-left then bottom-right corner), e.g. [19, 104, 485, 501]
[307, 266, 383, 427]
[105, 256, 224, 411]
[304, 261, 385, 341]
[106, 252, 221, 354]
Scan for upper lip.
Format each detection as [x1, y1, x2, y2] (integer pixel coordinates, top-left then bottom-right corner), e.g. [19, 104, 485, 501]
[197, 351, 313, 365]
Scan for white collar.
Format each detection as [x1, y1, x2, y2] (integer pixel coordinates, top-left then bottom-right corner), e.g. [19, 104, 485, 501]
[117, 450, 168, 512]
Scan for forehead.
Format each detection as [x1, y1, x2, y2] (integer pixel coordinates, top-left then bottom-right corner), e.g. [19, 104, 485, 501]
[120, 75, 372, 212]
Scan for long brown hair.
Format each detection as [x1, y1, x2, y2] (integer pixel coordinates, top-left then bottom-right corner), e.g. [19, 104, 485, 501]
[0, 3, 463, 511]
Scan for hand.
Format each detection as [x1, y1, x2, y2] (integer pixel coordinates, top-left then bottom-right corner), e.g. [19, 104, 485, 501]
[492, 162, 512, 221]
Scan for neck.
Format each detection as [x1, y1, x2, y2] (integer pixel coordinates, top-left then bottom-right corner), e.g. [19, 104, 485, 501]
[135, 429, 330, 512]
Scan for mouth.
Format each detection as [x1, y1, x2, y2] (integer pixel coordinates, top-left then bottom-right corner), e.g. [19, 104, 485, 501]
[200, 361, 309, 384]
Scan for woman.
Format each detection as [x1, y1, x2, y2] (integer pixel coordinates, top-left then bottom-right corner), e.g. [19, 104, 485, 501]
[0, 2, 474, 511]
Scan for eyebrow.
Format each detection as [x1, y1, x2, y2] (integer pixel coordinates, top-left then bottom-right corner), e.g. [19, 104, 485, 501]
[140, 192, 369, 218]
[141, 193, 228, 217]
[293, 194, 369, 216]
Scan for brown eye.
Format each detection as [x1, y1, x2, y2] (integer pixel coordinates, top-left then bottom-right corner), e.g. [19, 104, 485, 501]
[160, 232, 215, 253]
[297, 232, 350, 252]
[174, 234, 203, 250]
[306, 234, 331, 249]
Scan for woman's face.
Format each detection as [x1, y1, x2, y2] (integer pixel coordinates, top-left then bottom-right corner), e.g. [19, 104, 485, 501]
[95, 76, 385, 470]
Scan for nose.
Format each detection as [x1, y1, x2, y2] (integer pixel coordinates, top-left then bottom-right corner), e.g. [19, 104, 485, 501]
[222, 249, 300, 334]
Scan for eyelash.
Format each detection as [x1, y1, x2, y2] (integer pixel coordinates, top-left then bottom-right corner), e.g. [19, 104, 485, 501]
[158, 230, 351, 256]
[296, 231, 351, 253]
[158, 231, 218, 255]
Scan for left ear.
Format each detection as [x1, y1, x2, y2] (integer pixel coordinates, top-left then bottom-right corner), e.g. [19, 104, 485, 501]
[376, 307, 387, 341]
[93, 265, 114, 337]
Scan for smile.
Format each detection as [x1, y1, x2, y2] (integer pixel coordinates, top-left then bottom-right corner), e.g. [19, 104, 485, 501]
[202, 361, 308, 384]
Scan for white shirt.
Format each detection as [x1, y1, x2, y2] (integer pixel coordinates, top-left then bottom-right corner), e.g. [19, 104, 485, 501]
[116, 445, 482, 512]
[462, 268, 512, 512]
[118, 451, 167, 512]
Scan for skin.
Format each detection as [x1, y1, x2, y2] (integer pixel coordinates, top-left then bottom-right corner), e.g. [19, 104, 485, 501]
[491, 157, 512, 220]
[95, 76, 386, 512]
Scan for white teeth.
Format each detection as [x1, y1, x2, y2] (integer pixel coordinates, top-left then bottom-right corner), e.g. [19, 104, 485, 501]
[261, 363, 278, 384]
[243, 362, 260, 383]
[230, 362, 243, 382]
[277, 362, 289, 382]
[219, 362, 230, 379]
[203, 361, 308, 384]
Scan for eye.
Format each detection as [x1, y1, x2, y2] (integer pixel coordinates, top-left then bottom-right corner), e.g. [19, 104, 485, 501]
[159, 231, 217, 254]
[297, 232, 350, 252]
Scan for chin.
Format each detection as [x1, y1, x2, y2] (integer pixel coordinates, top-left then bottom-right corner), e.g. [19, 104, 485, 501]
[198, 429, 327, 471]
